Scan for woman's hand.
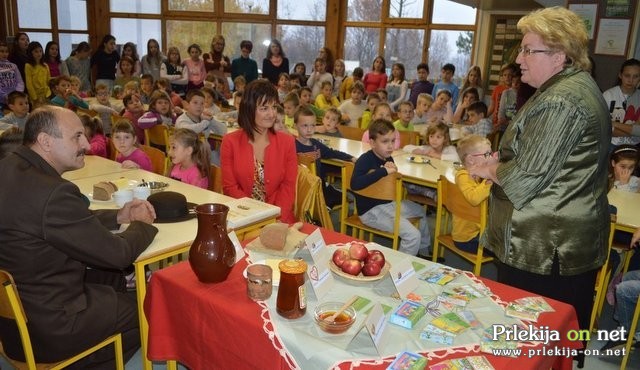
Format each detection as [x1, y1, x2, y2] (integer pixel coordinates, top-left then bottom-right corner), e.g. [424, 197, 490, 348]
[117, 198, 156, 224]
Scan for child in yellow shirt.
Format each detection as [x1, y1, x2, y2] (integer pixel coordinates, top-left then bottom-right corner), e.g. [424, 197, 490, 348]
[314, 80, 340, 110]
[452, 135, 498, 254]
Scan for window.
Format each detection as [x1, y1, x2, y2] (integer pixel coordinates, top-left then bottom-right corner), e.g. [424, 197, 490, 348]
[384, 28, 424, 80]
[428, 30, 474, 84]
[344, 27, 381, 74]
[111, 19, 162, 58]
[225, 0, 268, 15]
[110, 0, 160, 14]
[432, 0, 476, 25]
[222, 22, 272, 62]
[278, 0, 326, 21]
[165, 20, 214, 60]
[277, 25, 325, 73]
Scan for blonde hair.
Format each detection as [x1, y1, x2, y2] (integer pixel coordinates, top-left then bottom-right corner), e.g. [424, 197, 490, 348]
[456, 135, 491, 164]
[425, 123, 451, 147]
[517, 6, 590, 71]
[417, 93, 434, 106]
[170, 128, 210, 180]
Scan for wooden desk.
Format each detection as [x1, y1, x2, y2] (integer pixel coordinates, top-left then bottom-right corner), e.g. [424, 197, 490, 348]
[145, 224, 581, 370]
[70, 169, 280, 370]
[608, 189, 640, 233]
[62, 155, 134, 181]
[393, 152, 453, 188]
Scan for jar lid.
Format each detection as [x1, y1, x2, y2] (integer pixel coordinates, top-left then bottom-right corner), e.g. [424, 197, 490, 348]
[278, 259, 307, 274]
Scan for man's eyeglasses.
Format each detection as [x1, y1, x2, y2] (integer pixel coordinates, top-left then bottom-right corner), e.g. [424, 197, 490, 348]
[469, 151, 494, 159]
[518, 47, 552, 56]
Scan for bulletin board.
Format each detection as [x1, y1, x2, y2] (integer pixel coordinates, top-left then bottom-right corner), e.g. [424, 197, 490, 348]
[483, 15, 523, 98]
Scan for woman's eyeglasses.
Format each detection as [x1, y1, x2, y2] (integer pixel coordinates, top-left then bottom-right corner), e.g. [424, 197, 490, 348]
[469, 151, 494, 159]
[517, 47, 552, 56]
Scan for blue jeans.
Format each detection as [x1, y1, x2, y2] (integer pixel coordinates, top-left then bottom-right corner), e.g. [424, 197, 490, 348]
[615, 270, 640, 339]
[359, 200, 431, 256]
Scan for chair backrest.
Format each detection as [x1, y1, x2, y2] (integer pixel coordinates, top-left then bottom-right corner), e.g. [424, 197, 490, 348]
[295, 164, 320, 222]
[139, 145, 167, 175]
[209, 164, 222, 193]
[0, 270, 37, 368]
[144, 125, 170, 152]
[398, 130, 418, 147]
[76, 107, 99, 117]
[351, 170, 402, 202]
[438, 175, 486, 224]
[338, 125, 365, 141]
[296, 153, 317, 175]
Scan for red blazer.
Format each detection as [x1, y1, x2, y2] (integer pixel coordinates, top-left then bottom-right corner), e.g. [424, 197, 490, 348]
[221, 129, 297, 223]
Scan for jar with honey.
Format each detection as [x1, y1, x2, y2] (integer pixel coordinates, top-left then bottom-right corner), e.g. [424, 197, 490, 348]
[276, 259, 307, 319]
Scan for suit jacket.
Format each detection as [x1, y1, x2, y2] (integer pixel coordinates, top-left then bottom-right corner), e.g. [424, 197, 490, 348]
[0, 146, 158, 361]
[221, 129, 297, 223]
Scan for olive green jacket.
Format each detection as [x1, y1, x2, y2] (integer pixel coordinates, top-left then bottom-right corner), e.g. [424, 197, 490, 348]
[485, 67, 611, 276]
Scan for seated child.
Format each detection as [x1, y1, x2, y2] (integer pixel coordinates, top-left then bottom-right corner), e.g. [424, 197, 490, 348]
[360, 92, 381, 129]
[273, 105, 290, 134]
[299, 86, 324, 119]
[361, 103, 400, 149]
[138, 90, 177, 130]
[233, 75, 246, 94]
[316, 107, 343, 138]
[497, 72, 521, 130]
[338, 81, 366, 127]
[277, 73, 290, 103]
[393, 101, 415, 131]
[376, 88, 388, 104]
[68, 76, 88, 99]
[451, 87, 479, 124]
[201, 86, 222, 117]
[123, 81, 140, 98]
[168, 128, 210, 189]
[609, 145, 639, 193]
[80, 114, 108, 158]
[404, 123, 459, 161]
[351, 119, 431, 256]
[282, 92, 299, 129]
[49, 75, 89, 110]
[295, 106, 355, 207]
[463, 101, 492, 138]
[425, 90, 452, 125]
[89, 83, 122, 136]
[453, 135, 498, 254]
[122, 93, 145, 144]
[0, 91, 29, 130]
[314, 80, 340, 110]
[139, 74, 155, 105]
[339, 67, 363, 101]
[154, 78, 184, 113]
[112, 119, 152, 171]
[176, 90, 226, 165]
[410, 93, 433, 125]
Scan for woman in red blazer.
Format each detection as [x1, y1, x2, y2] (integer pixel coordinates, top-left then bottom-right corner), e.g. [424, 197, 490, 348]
[221, 79, 297, 223]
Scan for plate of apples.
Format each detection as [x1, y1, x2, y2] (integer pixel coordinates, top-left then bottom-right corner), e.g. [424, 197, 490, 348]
[329, 242, 390, 281]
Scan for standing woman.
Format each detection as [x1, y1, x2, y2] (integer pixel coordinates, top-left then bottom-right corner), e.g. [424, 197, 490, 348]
[44, 41, 62, 78]
[9, 32, 29, 84]
[262, 39, 289, 86]
[469, 6, 610, 354]
[386, 62, 408, 111]
[141, 38, 164, 82]
[24, 41, 51, 107]
[221, 79, 297, 224]
[91, 34, 120, 93]
[362, 56, 387, 94]
[318, 47, 334, 74]
[63, 42, 92, 94]
[203, 35, 231, 96]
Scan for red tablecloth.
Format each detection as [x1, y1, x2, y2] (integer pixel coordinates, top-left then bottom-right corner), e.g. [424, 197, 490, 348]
[144, 224, 581, 370]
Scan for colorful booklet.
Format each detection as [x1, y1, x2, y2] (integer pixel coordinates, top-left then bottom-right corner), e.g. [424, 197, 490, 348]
[390, 300, 427, 329]
[420, 324, 455, 345]
[430, 312, 470, 335]
[387, 351, 428, 370]
[430, 356, 494, 370]
[419, 266, 460, 285]
[479, 326, 518, 355]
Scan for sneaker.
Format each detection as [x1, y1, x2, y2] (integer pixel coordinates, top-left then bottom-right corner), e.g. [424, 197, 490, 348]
[600, 339, 629, 352]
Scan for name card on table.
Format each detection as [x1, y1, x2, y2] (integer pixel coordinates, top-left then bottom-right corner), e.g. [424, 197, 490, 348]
[389, 258, 419, 299]
[303, 229, 335, 299]
[364, 303, 389, 355]
[228, 231, 246, 264]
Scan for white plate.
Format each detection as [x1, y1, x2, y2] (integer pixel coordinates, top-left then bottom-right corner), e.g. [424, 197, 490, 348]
[243, 259, 282, 286]
[406, 156, 431, 164]
[88, 193, 113, 203]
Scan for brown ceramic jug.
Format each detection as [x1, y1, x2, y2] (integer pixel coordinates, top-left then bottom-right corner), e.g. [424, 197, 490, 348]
[189, 203, 236, 283]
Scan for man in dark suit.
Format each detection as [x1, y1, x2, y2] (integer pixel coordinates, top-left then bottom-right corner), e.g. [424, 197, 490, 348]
[0, 106, 158, 368]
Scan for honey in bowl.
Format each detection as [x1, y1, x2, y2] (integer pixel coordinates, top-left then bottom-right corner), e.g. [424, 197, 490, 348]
[314, 302, 356, 334]
[319, 311, 351, 323]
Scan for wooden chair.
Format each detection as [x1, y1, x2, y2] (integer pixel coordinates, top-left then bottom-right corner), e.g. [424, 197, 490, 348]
[209, 164, 222, 193]
[338, 125, 365, 141]
[295, 164, 333, 229]
[107, 137, 117, 161]
[432, 175, 493, 275]
[139, 145, 167, 175]
[76, 107, 99, 118]
[398, 130, 419, 147]
[589, 222, 617, 332]
[621, 288, 640, 370]
[144, 125, 171, 153]
[0, 270, 124, 370]
[341, 162, 419, 251]
[296, 153, 317, 176]
[488, 130, 502, 152]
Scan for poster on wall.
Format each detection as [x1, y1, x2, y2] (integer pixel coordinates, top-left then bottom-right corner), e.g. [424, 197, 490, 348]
[594, 18, 630, 56]
[605, 0, 632, 17]
[568, 4, 598, 39]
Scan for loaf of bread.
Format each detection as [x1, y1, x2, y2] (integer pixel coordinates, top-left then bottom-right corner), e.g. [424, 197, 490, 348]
[259, 223, 289, 250]
[92, 181, 118, 201]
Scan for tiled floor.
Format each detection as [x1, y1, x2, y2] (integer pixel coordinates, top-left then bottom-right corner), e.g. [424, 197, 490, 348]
[1, 210, 638, 369]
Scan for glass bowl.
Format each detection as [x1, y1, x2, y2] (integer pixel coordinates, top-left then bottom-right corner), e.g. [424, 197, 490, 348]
[314, 301, 356, 334]
[139, 181, 169, 194]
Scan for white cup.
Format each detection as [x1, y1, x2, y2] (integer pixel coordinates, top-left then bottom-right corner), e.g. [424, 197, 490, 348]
[449, 127, 461, 141]
[113, 189, 134, 207]
[133, 186, 151, 200]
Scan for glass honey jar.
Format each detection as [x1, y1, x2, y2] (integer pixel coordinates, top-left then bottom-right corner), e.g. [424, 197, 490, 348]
[276, 259, 307, 319]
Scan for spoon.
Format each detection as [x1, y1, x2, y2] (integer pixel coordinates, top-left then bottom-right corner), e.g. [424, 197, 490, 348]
[324, 296, 358, 323]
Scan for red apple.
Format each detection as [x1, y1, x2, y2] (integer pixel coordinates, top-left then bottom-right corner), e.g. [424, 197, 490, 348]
[332, 248, 349, 267]
[349, 242, 369, 261]
[365, 250, 386, 267]
[341, 258, 363, 276]
[362, 261, 383, 276]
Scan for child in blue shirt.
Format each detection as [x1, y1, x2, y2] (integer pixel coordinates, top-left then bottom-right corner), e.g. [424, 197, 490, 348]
[295, 105, 355, 208]
[351, 119, 431, 256]
[432, 63, 460, 111]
